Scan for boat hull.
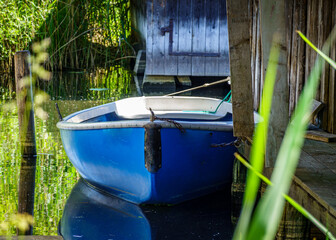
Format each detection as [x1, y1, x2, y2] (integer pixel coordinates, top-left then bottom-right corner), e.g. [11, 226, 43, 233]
[60, 127, 236, 204]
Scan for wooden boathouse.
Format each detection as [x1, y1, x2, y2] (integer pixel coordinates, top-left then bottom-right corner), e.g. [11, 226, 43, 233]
[131, 0, 230, 92]
[131, 0, 336, 238]
[227, 0, 336, 238]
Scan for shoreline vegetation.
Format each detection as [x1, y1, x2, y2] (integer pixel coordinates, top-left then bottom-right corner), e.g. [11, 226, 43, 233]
[0, 0, 132, 75]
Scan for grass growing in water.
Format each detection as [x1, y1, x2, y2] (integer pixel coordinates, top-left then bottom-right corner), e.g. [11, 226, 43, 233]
[233, 28, 336, 240]
[1, 0, 133, 73]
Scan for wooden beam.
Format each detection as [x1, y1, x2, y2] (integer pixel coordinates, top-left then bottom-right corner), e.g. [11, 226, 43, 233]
[260, 1, 289, 167]
[305, 130, 336, 143]
[226, 0, 254, 137]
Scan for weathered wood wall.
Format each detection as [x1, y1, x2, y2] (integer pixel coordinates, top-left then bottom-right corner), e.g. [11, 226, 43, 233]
[250, 0, 336, 134]
[146, 0, 230, 76]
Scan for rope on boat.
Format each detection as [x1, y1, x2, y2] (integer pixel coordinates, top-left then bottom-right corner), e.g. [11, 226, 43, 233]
[211, 138, 242, 148]
[149, 108, 186, 133]
[165, 77, 231, 96]
[55, 102, 63, 121]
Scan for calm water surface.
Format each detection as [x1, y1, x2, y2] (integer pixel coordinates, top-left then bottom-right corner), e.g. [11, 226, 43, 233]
[0, 66, 234, 238]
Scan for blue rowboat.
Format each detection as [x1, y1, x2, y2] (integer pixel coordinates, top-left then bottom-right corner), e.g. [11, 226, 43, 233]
[57, 96, 237, 204]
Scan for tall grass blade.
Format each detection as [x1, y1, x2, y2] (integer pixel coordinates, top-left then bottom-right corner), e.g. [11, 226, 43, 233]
[233, 39, 280, 239]
[234, 152, 336, 240]
[297, 31, 336, 70]
[245, 27, 336, 240]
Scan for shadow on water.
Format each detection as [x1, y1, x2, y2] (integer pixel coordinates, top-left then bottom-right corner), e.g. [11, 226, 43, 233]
[59, 179, 234, 240]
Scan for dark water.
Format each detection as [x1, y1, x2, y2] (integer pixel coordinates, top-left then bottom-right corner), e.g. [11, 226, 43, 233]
[60, 179, 233, 240]
[0, 65, 234, 238]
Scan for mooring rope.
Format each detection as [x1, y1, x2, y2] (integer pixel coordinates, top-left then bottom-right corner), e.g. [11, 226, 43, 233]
[149, 108, 186, 133]
[211, 138, 242, 148]
[165, 77, 231, 96]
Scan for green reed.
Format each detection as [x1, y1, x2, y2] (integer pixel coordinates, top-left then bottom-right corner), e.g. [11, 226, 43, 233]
[1, 0, 132, 73]
[233, 28, 336, 240]
[36, 0, 132, 70]
[0, 99, 79, 235]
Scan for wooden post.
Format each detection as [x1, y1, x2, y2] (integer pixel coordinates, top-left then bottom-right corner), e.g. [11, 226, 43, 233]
[14, 51, 37, 235]
[260, 1, 289, 167]
[226, 0, 255, 137]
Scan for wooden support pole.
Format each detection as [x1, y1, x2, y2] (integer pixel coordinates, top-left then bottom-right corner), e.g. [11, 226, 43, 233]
[14, 51, 37, 235]
[260, 1, 289, 167]
[226, 0, 255, 138]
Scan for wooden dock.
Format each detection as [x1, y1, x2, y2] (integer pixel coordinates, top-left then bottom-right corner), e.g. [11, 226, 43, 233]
[236, 136, 336, 237]
[290, 139, 336, 235]
[262, 138, 336, 237]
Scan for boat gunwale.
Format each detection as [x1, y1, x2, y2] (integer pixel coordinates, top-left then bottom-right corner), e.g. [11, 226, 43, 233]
[57, 96, 236, 131]
[56, 119, 234, 131]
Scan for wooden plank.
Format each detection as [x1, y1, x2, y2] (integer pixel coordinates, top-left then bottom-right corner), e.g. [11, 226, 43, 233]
[205, 0, 219, 76]
[218, 0, 230, 76]
[165, 0, 178, 75]
[329, 0, 336, 133]
[291, 139, 336, 236]
[260, 0, 289, 167]
[289, 0, 298, 116]
[252, 0, 262, 111]
[176, 76, 191, 86]
[295, 0, 306, 109]
[142, 75, 176, 93]
[303, 138, 336, 155]
[145, 0, 154, 75]
[305, 130, 336, 143]
[250, 0, 257, 105]
[320, 0, 331, 131]
[177, 0, 192, 75]
[305, 0, 319, 93]
[226, 0, 254, 137]
[290, 175, 336, 237]
[287, 0, 294, 115]
[262, 138, 336, 236]
[191, 0, 206, 76]
[133, 50, 146, 75]
[152, 0, 166, 75]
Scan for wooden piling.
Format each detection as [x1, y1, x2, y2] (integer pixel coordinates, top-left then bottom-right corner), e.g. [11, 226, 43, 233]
[226, 0, 255, 138]
[231, 138, 252, 225]
[260, 0, 290, 167]
[231, 158, 247, 225]
[14, 50, 37, 235]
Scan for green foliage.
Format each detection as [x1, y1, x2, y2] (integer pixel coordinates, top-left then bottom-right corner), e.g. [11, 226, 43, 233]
[1, 0, 132, 72]
[0, 0, 54, 60]
[0, 98, 80, 235]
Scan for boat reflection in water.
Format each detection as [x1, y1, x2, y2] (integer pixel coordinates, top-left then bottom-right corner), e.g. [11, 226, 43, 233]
[59, 178, 233, 240]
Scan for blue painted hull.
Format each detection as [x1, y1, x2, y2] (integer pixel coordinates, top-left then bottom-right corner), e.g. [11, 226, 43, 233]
[60, 126, 235, 204]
